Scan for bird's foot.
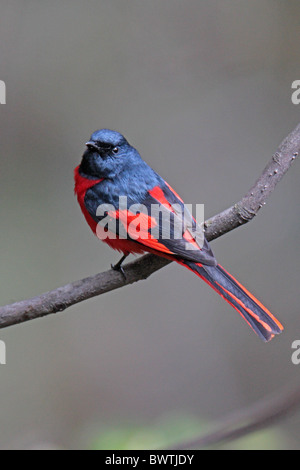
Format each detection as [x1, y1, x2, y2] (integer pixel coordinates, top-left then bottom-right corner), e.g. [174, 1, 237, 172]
[111, 254, 128, 280]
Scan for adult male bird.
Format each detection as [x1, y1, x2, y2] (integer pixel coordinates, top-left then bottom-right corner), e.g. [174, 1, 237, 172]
[74, 129, 283, 342]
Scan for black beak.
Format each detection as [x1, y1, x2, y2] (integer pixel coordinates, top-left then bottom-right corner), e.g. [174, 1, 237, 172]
[85, 141, 99, 151]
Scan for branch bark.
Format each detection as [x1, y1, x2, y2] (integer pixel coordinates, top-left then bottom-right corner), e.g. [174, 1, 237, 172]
[0, 123, 299, 329]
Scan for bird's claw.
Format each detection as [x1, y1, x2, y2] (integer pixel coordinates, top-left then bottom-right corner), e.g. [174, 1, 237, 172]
[111, 263, 127, 280]
[111, 256, 127, 281]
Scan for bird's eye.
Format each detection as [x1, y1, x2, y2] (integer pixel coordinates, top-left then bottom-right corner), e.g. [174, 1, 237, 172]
[112, 147, 119, 154]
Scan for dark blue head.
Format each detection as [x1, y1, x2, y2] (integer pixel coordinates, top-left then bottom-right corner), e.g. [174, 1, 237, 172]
[79, 129, 142, 179]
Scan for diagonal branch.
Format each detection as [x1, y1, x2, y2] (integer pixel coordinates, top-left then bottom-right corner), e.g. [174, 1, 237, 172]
[0, 123, 299, 329]
[167, 382, 300, 450]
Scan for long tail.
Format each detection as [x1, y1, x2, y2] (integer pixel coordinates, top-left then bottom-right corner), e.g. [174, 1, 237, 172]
[182, 261, 283, 342]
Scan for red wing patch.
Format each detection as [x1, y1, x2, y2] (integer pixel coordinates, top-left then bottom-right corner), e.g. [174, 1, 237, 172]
[148, 186, 175, 212]
[107, 209, 174, 255]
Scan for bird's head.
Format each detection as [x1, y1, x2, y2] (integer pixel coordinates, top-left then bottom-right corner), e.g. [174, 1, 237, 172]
[79, 129, 139, 178]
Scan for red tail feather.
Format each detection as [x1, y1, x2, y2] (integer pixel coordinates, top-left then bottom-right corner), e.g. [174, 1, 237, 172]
[180, 261, 283, 342]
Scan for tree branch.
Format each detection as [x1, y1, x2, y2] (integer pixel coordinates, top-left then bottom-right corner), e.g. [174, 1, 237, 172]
[0, 123, 299, 329]
[167, 382, 300, 449]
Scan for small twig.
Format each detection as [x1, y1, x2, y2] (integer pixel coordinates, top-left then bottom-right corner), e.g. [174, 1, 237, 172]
[167, 382, 300, 449]
[0, 123, 299, 329]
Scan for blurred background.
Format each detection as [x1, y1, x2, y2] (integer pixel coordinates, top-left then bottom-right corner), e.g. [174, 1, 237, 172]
[0, 0, 300, 450]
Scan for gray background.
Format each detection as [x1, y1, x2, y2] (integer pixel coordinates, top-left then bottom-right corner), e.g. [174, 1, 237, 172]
[0, 0, 299, 449]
